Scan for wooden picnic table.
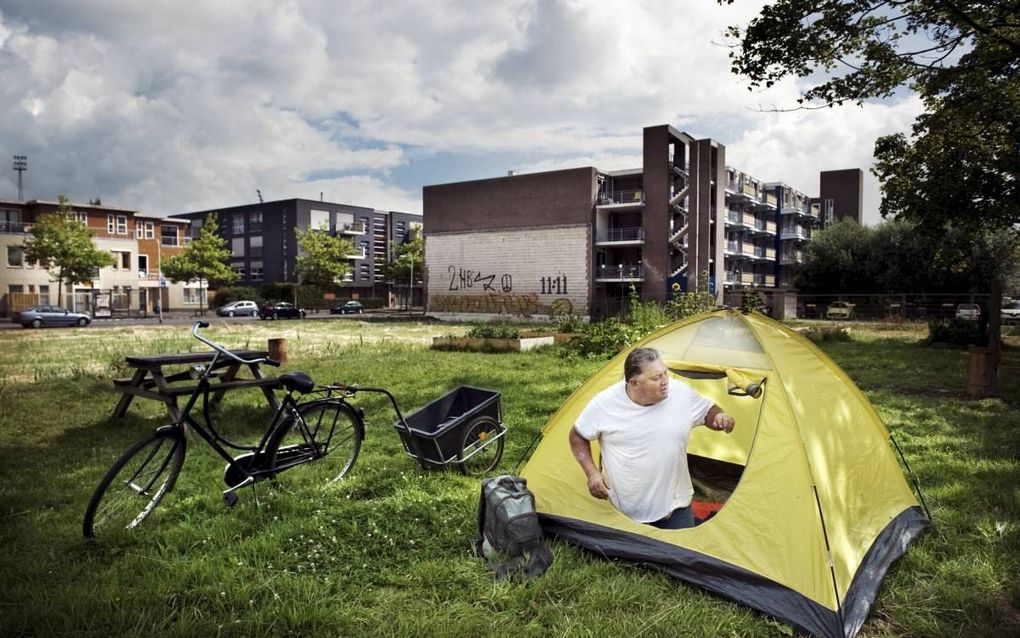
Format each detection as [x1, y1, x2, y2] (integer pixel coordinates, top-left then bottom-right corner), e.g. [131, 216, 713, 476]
[112, 350, 282, 421]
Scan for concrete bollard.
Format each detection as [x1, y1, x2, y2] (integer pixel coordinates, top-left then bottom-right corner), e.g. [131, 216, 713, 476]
[268, 338, 288, 365]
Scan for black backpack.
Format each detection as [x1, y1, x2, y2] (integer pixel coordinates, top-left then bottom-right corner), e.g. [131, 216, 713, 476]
[474, 475, 553, 581]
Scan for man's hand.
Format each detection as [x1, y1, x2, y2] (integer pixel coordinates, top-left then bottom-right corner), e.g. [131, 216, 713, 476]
[708, 410, 735, 433]
[586, 471, 610, 499]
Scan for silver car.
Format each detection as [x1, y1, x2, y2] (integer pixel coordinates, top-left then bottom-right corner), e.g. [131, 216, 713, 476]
[12, 305, 91, 328]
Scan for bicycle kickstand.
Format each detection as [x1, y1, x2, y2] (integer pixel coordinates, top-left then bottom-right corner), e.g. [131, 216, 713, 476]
[223, 476, 255, 508]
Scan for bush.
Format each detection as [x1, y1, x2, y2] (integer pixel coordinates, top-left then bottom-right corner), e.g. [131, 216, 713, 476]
[211, 286, 263, 307]
[800, 327, 852, 343]
[260, 282, 294, 302]
[563, 318, 635, 358]
[466, 324, 521, 339]
[926, 319, 984, 347]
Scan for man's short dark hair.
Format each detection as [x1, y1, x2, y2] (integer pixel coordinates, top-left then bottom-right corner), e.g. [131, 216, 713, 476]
[624, 347, 661, 382]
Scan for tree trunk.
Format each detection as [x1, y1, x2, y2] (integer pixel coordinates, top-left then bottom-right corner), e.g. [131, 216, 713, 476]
[986, 278, 1003, 396]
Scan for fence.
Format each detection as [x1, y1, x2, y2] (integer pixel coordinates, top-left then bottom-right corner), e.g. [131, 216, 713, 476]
[792, 293, 991, 321]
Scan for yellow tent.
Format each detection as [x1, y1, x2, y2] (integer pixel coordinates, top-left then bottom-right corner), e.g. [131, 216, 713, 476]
[522, 309, 928, 638]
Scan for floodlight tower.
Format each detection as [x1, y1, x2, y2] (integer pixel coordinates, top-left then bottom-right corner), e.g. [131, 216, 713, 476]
[12, 155, 27, 201]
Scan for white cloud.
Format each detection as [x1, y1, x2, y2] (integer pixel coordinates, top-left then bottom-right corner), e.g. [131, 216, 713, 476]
[0, 0, 922, 222]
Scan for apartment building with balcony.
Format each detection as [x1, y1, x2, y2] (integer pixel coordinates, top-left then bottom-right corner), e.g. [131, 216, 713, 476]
[172, 198, 421, 303]
[423, 124, 863, 320]
[1, 199, 190, 316]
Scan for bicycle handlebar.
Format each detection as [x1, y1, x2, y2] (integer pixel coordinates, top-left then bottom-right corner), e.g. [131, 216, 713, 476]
[192, 321, 272, 366]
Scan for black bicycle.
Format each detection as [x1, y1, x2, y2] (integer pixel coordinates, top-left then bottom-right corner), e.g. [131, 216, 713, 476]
[83, 321, 372, 538]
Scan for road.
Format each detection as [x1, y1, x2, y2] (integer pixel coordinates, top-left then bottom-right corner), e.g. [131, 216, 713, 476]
[0, 309, 423, 331]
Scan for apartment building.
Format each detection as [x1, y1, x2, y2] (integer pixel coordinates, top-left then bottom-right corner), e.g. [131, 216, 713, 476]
[1, 199, 190, 316]
[172, 199, 422, 304]
[423, 124, 862, 320]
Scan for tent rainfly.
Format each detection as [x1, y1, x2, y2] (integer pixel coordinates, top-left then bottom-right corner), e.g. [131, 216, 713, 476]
[522, 309, 928, 638]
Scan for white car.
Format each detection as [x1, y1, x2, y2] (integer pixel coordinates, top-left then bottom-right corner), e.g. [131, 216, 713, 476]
[955, 303, 981, 321]
[216, 300, 259, 317]
[1001, 300, 1020, 324]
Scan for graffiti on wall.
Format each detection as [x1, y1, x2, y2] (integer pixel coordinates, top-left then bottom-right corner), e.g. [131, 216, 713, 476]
[431, 293, 573, 318]
[448, 266, 513, 293]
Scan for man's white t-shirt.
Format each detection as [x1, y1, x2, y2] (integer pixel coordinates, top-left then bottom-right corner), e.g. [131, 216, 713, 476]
[574, 378, 713, 523]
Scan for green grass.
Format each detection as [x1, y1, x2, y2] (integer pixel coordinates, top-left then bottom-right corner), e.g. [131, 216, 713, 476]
[1, 320, 1018, 636]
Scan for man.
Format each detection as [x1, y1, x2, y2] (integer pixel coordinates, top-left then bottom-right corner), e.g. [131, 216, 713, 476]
[569, 347, 735, 529]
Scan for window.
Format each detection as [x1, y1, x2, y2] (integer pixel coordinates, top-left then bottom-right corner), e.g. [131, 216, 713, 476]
[310, 209, 330, 231]
[70, 211, 87, 225]
[161, 225, 179, 246]
[107, 214, 116, 234]
[39, 285, 49, 305]
[8, 284, 24, 294]
[250, 235, 262, 257]
[232, 237, 245, 256]
[146, 222, 154, 239]
[232, 214, 246, 235]
[138, 254, 149, 275]
[7, 245, 24, 267]
[183, 288, 202, 304]
[250, 212, 262, 233]
[232, 265, 246, 279]
[136, 222, 143, 239]
[137, 220, 154, 239]
[117, 215, 128, 235]
[250, 262, 264, 282]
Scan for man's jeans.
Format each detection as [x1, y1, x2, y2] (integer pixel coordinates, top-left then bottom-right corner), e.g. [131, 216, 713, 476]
[650, 506, 695, 529]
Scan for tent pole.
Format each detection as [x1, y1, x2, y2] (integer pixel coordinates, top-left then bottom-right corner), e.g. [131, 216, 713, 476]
[890, 434, 932, 522]
[813, 485, 845, 633]
[513, 430, 545, 474]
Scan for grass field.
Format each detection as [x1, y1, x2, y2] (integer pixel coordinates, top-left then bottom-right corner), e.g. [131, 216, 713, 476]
[0, 318, 1018, 637]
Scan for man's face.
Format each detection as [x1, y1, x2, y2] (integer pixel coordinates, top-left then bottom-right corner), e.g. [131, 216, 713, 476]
[629, 357, 669, 405]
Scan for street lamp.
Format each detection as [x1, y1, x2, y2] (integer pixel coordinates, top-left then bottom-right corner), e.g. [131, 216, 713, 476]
[12, 155, 27, 201]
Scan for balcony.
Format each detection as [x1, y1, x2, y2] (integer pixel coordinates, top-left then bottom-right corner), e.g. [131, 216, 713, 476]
[338, 222, 366, 235]
[596, 264, 644, 282]
[764, 247, 776, 261]
[596, 227, 645, 246]
[781, 251, 804, 265]
[780, 228, 810, 241]
[597, 189, 644, 209]
[0, 220, 30, 234]
[346, 248, 368, 260]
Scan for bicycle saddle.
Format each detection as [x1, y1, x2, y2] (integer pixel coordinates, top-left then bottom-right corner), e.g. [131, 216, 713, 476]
[279, 371, 315, 394]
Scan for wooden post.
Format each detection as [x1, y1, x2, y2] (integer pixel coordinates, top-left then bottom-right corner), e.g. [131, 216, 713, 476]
[268, 338, 288, 365]
[966, 346, 991, 397]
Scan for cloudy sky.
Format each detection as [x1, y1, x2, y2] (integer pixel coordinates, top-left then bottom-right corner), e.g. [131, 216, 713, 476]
[0, 0, 921, 223]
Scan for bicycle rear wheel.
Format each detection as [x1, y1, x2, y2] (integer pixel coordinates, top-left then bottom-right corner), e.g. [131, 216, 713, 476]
[266, 400, 363, 487]
[83, 428, 186, 538]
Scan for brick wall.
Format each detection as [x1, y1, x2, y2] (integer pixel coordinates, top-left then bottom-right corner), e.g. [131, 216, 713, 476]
[426, 225, 590, 320]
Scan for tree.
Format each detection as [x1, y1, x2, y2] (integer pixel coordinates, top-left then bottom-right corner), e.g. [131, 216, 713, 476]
[162, 213, 236, 313]
[721, 0, 1020, 394]
[22, 195, 116, 307]
[294, 225, 355, 291]
[384, 226, 424, 307]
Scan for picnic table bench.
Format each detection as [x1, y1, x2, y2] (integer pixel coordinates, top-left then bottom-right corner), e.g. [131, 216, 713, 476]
[112, 350, 282, 421]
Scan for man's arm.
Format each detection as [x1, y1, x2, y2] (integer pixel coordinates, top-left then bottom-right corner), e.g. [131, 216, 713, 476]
[704, 404, 735, 433]
[568, 426, 610, 499]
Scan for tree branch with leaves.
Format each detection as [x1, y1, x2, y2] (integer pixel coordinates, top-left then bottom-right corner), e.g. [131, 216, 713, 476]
[162, 212, 237, 313]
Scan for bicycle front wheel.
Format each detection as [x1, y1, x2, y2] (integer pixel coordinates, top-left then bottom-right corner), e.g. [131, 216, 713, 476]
[267, 400, 363, 487]
[83, 428, 186, 538]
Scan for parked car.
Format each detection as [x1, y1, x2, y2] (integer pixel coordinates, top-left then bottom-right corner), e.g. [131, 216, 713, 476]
[12, 305, 91, 328]
[825, 301, 854, 320]
[330, 300, 365, 315]
[216, 300, 259, 317]
[1001, 300, 1020, 324]
[258, 302, 305, 320]
[955, 303, 981, 321]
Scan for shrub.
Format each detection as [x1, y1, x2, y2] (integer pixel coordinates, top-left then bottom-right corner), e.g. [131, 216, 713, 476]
[665, 271, 716, 321]
[926, 319, 984, 347]
[211, 286, 263, 307]
[800, 327, 852, 343]
[466, 324, 521, 339]
[260, 282, 294, 302]
[563, 318, 635, 358]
